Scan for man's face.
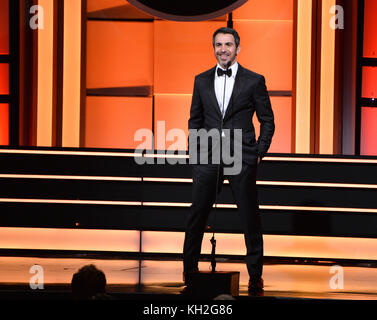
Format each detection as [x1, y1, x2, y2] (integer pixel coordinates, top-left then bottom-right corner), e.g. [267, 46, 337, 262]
[213, 33, 240, 68]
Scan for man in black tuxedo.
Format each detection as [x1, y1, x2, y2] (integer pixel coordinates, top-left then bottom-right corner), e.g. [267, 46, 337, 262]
[183, 27, 275, 295]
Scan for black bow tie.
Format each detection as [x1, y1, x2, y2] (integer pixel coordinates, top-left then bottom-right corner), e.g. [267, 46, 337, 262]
[217, 68, 232, 77]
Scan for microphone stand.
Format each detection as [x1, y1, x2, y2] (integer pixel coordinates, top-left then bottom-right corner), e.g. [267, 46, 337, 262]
[210, 61, 231, 273]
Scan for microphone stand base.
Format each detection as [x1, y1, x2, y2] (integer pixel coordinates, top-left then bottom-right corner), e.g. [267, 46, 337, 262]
[184, 271, 240, 298]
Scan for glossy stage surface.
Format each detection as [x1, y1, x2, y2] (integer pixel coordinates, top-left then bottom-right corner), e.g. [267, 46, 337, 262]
[0, 254, 376, 300]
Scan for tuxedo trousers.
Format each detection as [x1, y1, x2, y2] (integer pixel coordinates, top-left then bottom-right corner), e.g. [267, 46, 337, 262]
[183, 163, 263, 282]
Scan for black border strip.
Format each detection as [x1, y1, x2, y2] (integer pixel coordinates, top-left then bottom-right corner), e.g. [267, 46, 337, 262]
[0, 248, 376, 267]
[0, 95, 9, 103]
[87, 17, 153, 22]
[355, 0, 365, 155]
[9, 0, 20, 147]
[362, 57, 377, 67]
[1, 146, 377, 159]
[269, 91, 292, 97]
[361, 98, 377, 107]
[0, 55, 9, 63]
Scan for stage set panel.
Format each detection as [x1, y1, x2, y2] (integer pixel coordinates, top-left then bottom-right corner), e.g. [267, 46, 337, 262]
[83, 0, 294, 153]
[359, 0, 377, 156]
[86, 21, 154, 89]
[86, 0, 129, 13]
[153, 20, 225, 95]
[0, 63, 9, 95]
[85, 19, 154, 149]
[0, 0, 9, 55]
[253, 97, 292, 153]
[0, 0, 9, 146]
[232, 0, 293, 20]
[362, 67, 377, 98]
[1, 149, 377, 277]
[363, 0, 377, 58]
[361, 107, 377, 156]
[2, 227, 377, 262]
[0, 104, 9, 146]
[13, 0, 364, 156]
[233, 20, 293, 91]
[0, 65, 9, 146]
[4, 0, 375, 156]
[152, 3, 293, 153]
[85, 96, 153, 149]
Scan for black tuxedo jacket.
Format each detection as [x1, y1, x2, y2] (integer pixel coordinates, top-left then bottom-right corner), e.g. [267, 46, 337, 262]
[188, 63, 275, 165]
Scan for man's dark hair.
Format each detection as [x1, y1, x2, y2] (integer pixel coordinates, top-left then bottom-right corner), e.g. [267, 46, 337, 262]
[212, 27, 240, 48]
[71, 264, 107, 300]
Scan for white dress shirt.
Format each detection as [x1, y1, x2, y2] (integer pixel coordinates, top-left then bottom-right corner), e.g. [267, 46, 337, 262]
[214, 61, 238, 118]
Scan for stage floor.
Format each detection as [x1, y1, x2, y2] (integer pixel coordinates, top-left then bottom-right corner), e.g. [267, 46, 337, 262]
[0, 255, 377, 300]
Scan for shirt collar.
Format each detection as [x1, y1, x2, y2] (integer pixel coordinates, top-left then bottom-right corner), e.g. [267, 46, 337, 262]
[216, 61, 238, 79]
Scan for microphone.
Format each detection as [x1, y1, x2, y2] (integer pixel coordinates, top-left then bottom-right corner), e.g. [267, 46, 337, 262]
[220, 60, 232, 121]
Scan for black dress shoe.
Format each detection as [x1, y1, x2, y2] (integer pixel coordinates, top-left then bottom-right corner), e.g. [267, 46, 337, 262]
[248, 278, 264, 296]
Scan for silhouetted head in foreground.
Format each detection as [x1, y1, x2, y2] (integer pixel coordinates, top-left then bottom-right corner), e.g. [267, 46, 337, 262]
[71, 264, 109, 300]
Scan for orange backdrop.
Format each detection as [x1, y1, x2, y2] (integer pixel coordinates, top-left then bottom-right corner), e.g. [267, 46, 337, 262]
[361, 0, 377, 155]
[0, 63, 9, 95]
[0, 104, 9, 145]
[84, 0, 294, 152]
[85, 96, 153, 149]
[86, 21, 154, 88]
[361, 107, 377, 156]
[362, 67, 377, 98]
[363, 0, 377, 58]
[0, 0, 9, 146]
[0, 0, 9, 54]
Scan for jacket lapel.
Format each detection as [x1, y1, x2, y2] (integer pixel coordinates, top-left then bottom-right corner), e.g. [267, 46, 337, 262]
[223, 63, 245, 122]
[206, 66, 222, 118]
